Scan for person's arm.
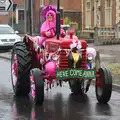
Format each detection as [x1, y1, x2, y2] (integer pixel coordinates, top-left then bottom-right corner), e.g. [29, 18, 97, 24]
[60, 28, 66, 38]
[41, 22, 54, 37]
[40, 22, 48, 37]
[41, 31, 46, 37]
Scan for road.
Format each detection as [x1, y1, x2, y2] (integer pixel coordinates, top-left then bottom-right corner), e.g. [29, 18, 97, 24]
[0, 58, 120, 120]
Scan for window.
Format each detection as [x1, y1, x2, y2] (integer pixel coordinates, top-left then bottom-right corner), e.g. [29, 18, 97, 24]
[87, 2, 91, 10]
[40, 0, 44, 6]
[105, 0, 112, 26]
[106, 0, 111, 7]
[85, 1, 91, 28]
[105, 0, 112, 9]
[18, 10, 24, 21]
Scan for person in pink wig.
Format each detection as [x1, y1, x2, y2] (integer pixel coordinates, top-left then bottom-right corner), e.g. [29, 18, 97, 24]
[38, 8, 65, 48]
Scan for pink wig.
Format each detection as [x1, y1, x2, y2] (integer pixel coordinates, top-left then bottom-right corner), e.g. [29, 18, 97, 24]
[41, 5, 56, 18]
[46, 10, 56, 22]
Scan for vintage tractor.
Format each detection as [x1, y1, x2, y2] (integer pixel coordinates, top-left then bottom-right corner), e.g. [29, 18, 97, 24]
[11, 0, 112, 105]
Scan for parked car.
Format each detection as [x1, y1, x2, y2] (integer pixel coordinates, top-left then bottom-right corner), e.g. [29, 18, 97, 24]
[0, 24, 21, 49]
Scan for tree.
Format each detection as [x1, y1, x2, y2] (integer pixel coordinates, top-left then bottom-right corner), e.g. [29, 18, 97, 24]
[64, 17, 71, 25]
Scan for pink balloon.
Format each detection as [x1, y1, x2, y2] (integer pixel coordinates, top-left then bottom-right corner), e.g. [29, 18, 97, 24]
[45, 62, 56, 75]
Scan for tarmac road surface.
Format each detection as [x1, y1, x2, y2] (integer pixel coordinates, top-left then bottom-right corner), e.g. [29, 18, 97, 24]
[0, 58, 120, 120]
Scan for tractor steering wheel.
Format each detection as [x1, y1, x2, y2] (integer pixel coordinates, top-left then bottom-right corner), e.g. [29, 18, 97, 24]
[47, 27, 56, 37]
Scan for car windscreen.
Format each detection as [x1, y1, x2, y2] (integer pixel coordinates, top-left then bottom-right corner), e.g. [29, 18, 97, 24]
[0, 27, 15, 34]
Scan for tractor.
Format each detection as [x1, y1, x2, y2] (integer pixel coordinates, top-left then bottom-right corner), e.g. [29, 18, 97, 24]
[11, 0, 112, 105]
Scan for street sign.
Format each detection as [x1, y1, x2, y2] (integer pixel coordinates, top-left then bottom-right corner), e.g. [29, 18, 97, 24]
[57, 69, 96, 80]
[0, 0, 13, 12]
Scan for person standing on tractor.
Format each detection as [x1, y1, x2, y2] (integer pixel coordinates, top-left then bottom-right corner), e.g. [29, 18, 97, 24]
[38, 6, 65, 48]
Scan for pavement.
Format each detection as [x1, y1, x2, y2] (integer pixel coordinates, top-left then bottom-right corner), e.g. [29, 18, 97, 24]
[89, 43, 120, 64]
[0, 43, 120, 91]
[0, 51, 11, 60]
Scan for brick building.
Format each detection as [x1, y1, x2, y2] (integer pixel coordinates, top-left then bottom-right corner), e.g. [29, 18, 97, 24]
[0, 0, 82, 33]
[48, 0, 82, 29]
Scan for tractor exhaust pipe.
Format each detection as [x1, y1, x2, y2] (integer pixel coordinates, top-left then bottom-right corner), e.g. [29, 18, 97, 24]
[56, 0, 60, 40]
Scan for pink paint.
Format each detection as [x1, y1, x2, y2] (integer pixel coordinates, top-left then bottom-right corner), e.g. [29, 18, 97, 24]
[45, 61, 56, 75]
[12, 54, 18, 86]
[30, 75, 36, 98]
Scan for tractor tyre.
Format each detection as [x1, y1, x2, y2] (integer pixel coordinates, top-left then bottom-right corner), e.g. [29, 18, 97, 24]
[95, 51, 101, 71]
[95, 67, 112, 103]
[69, 80, 83, 94]
[11, 42, 31, 96]
[30, 68, 44, 105]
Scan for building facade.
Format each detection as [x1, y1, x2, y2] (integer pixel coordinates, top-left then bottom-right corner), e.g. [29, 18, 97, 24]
[82, 0, 117, 37]
[0, 0, 82, 33]
[45, 0, 82, 30]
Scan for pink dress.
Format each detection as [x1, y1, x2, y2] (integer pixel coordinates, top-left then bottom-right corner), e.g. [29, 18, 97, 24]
[38, 10, 65, 47]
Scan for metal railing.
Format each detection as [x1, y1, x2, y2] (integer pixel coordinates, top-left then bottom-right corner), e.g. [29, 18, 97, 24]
[94, 25, 120, 45]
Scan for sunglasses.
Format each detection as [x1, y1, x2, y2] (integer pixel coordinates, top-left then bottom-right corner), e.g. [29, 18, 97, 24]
[47, 13, 53, 17]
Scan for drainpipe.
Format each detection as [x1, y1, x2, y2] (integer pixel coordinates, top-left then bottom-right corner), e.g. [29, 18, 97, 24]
[56, 0, 60, 40]
[29, 0, 33, 35]
[24, 0, 27, 34]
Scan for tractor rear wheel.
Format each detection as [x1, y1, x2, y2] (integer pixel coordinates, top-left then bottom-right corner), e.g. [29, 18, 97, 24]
[95, 67, 112, 103]
[11, 42, 31, 96]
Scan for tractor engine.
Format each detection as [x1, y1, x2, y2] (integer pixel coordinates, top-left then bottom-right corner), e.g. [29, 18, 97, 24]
[59, 40, 87, 70]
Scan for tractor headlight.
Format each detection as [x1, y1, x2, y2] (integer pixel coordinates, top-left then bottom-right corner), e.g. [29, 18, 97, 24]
[52, 54, 59, 61]
[87, 53, 94, 61]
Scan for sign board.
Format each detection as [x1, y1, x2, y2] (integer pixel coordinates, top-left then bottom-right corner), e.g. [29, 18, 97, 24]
[0, 0, 13, 12]
[57, 69, 96, 80]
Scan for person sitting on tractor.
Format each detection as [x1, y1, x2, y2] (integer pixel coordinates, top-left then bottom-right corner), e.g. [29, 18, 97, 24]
[38, 7, 65, 48]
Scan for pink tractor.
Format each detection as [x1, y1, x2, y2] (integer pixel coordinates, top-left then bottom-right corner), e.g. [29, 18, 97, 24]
[11, 0, 112, 105]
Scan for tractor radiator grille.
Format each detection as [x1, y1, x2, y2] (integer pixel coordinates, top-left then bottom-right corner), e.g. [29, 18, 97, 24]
[59, 50, 69, 70]
[59, 49, 87, 70]
[81, 50, 87, 69]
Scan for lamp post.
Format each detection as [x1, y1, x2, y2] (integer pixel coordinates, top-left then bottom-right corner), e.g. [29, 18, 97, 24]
[12, 4, 14, 29]
[31, 0, 33, 35]
[28, 0, 33, 35]
[24, 0, 27, 34]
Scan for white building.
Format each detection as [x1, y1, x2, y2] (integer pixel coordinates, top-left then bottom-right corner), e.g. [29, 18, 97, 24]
[82, 0, 118, 38]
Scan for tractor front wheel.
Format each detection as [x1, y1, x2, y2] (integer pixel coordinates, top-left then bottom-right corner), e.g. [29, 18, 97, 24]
[69, 80, 83, 94]
[95, 67, 112, 103]
[30, 68, 44, 105]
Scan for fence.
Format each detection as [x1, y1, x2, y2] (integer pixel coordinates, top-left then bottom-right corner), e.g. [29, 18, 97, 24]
[94, 25, 120, 45]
